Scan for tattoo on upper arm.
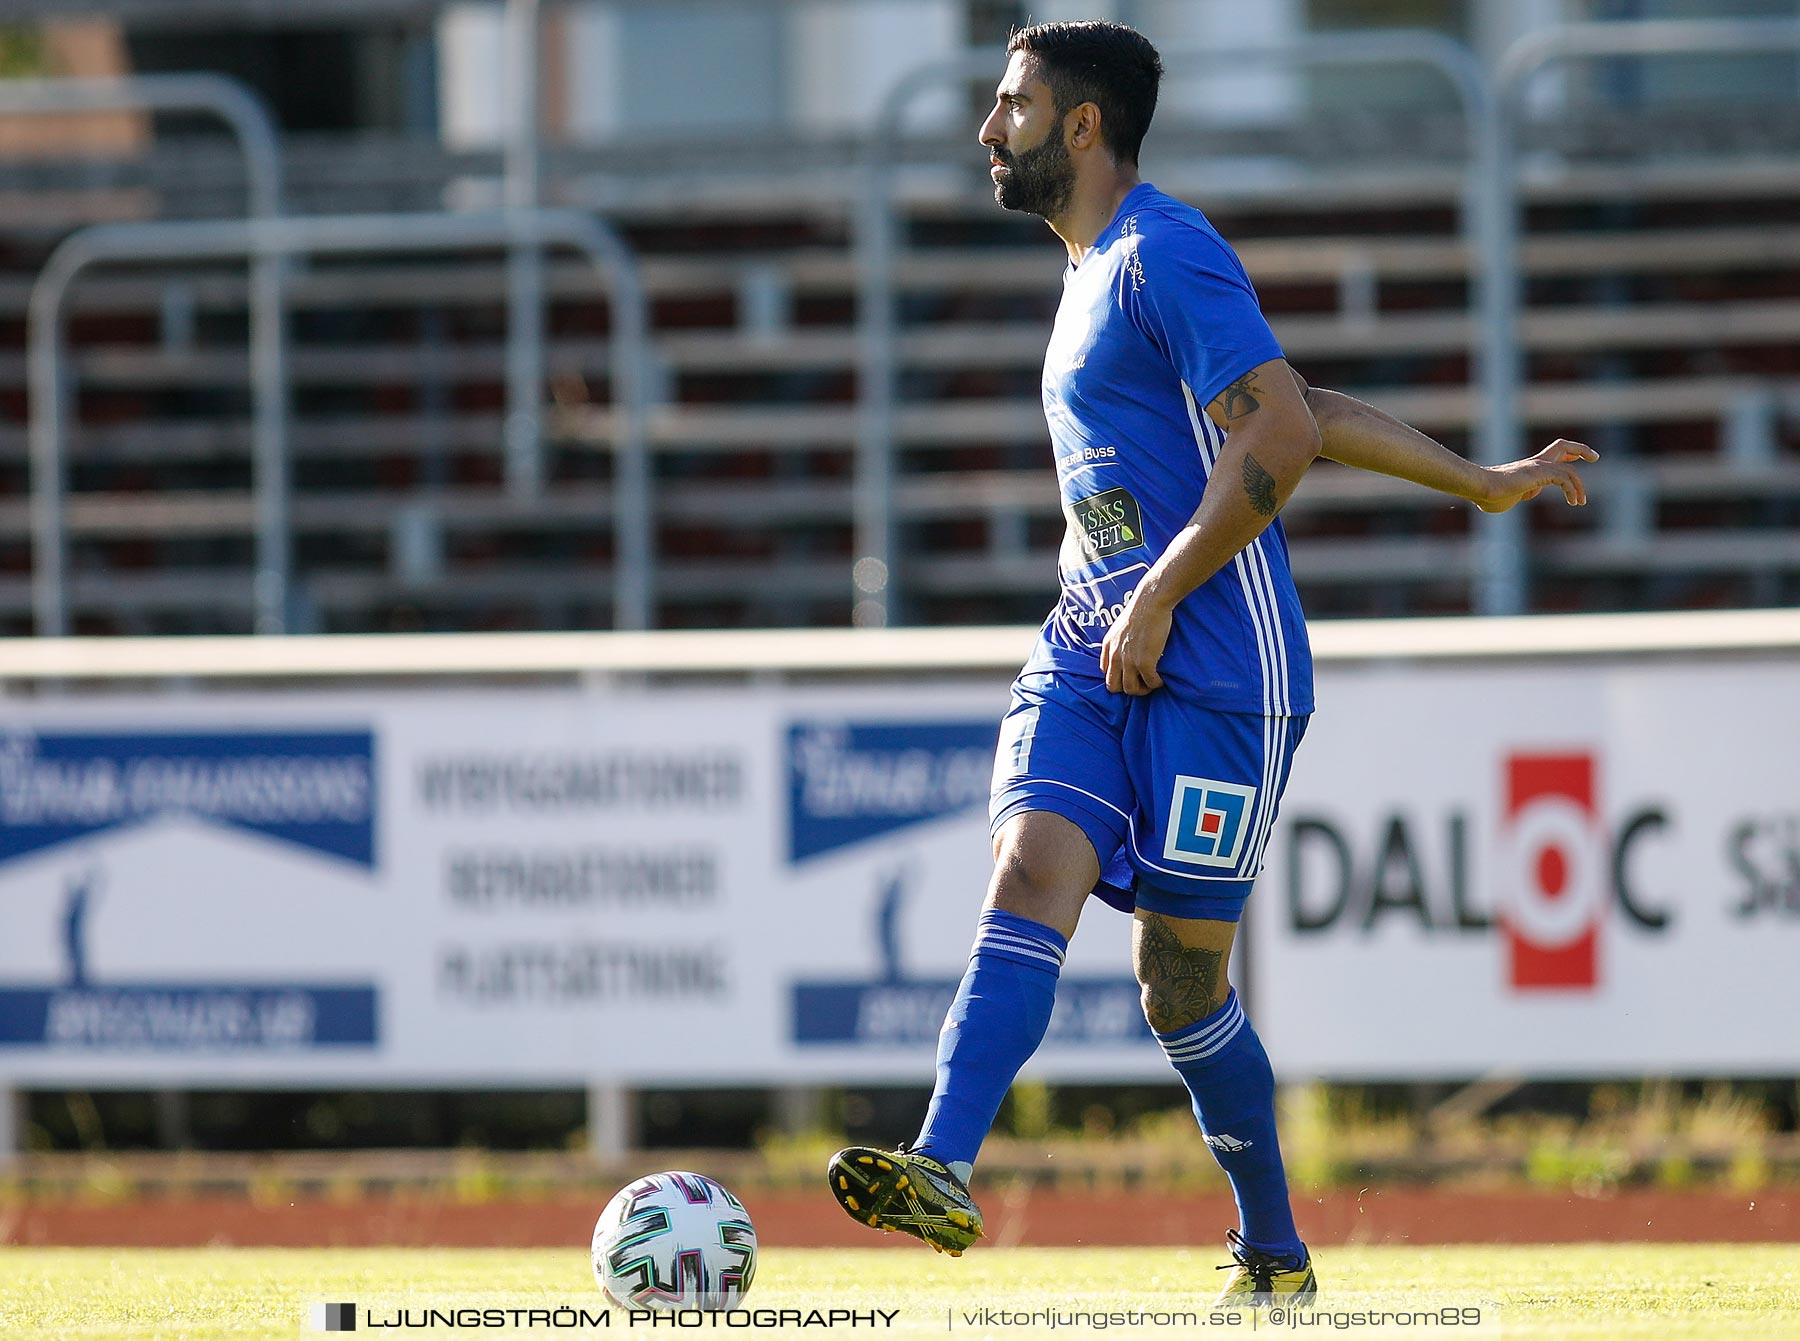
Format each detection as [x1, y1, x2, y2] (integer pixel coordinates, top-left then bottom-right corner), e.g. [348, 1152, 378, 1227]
[1218, 371, 1262, 421]
[1242, 452, 1279, 517]
[1134, 913, 1229, 1033]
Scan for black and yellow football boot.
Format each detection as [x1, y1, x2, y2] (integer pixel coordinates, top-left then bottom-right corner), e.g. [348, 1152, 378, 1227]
[1214, 1229, 1318, 1308]
[826, 1144, 984, 1255]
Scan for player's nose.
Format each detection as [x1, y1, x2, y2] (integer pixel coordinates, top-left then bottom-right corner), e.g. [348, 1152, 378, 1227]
[978, 104, 1005, 149]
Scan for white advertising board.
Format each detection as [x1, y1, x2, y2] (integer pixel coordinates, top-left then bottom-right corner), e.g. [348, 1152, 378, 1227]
[3, 655, 1796, 1088]
[0, 683, 1152, 1087]
[1250, 658, 1800, 1078]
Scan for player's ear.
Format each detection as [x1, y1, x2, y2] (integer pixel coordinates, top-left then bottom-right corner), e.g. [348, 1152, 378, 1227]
[1067, 100, 1102, 152]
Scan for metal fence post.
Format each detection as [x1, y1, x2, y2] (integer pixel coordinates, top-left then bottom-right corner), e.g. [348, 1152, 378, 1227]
[504, 0, 547, 502]
[0, 1086, 18, 1166]
[1468, 62, 1525, 617]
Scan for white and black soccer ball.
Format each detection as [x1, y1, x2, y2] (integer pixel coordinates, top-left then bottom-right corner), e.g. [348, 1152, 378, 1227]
[591, 1171, 757, 1312]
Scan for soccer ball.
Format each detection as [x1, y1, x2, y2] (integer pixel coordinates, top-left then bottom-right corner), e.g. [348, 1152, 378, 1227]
[591, 1170, 757, 1312]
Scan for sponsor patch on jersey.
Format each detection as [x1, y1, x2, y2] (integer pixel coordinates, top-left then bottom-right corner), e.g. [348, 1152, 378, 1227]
[1067, 486, 1147, 563]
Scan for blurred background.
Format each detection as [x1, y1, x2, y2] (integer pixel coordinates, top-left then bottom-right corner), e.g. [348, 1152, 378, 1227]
[0, 0, 1798, 1246]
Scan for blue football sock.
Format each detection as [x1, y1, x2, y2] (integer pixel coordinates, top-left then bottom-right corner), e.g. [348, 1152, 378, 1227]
[1156, 989, 1303, 1261]
[914, 908, 1066, 1171]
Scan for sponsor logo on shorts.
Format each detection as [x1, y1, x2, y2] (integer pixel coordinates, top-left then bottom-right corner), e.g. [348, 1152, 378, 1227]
[1164, 776, 1257, 869]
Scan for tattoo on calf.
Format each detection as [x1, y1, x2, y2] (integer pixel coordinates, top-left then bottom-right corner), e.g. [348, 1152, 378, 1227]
[1135, 914, 1228, 1033]
[1241, 452, 1279, 517]
[1219, 371, 1262, 421]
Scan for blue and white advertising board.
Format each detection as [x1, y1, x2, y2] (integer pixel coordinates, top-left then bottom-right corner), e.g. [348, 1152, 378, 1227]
[0, 728, 379, 1059]
[0, 683, 1152, 1088]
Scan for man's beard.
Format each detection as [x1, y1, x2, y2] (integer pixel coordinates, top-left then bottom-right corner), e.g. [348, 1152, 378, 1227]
[992, 130, 1074, 218]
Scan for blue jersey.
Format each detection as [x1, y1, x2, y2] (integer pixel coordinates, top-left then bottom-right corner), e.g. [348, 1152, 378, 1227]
[1023, 182, 1313, 717]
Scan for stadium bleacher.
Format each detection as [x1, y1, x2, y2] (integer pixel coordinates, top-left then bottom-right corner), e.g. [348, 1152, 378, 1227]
[0, 42, 1795, 636]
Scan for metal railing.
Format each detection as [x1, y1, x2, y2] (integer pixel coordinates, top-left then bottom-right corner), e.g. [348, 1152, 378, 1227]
[29, 209, 650, 639]
[0, 74, 291, 631]
[0, 73, 281, 215]
[1474, 16, 1800, 617]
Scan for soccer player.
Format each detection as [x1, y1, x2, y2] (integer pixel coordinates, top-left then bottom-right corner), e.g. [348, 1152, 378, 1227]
[827, 20, 1595, 1307]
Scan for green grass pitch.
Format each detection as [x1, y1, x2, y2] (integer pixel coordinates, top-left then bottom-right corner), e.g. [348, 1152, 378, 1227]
[4, 1245, 1799, 1340]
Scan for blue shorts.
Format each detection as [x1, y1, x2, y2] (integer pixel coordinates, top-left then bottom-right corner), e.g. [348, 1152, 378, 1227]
[989, 669, 1309, 922]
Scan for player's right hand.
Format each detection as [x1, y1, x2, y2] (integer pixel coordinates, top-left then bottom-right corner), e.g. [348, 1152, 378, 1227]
[1100, 588, 1172, 696]
[1475, 439, 1598, 512]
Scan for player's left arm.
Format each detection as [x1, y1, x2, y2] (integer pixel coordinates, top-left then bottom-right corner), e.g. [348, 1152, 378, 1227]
[1100, 356, 1320, 696]
[1290, 368, 1597, 512]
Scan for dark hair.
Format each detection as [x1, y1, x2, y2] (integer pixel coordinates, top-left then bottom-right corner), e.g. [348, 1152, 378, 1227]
[1006, 20, 1162, 166]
